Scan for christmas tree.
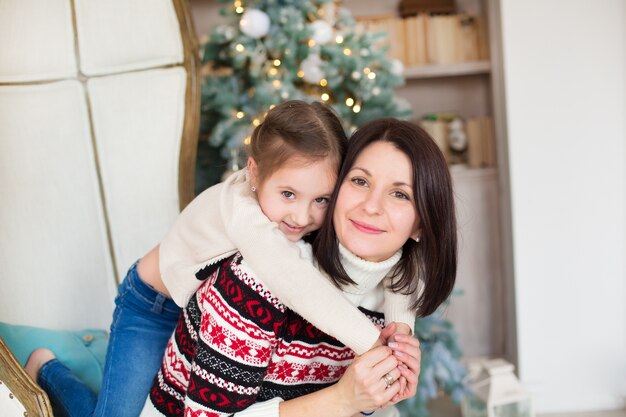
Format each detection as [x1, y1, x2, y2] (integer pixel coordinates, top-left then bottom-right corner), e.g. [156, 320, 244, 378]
[197, 0, 412, 186]
[195, 1, 468, 415]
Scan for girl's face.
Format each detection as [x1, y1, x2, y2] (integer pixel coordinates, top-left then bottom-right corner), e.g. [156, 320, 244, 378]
[250, 156, 337, 242]
[333, 141, 421, 262]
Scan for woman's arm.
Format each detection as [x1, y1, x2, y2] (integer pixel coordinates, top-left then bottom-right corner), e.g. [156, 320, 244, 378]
[233, 346, 402, 417]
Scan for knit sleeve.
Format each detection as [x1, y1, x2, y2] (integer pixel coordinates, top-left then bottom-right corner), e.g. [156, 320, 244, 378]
[183, 257, 285, 416]
[382, 283, 416, 334]
[220, 173, 380, 355]
[231, 397, 283, 417]
[159, 174, 242, 307]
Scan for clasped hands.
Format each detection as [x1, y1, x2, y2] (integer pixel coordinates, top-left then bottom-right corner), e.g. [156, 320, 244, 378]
[333, 322, 421, 416]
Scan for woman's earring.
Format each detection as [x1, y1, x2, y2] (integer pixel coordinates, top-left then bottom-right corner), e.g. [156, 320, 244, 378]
[413, 236, 420, 243]
[251, 186, 256, 192]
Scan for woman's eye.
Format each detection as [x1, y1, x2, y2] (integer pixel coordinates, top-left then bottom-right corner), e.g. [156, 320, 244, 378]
[281, 191, 295, 199]
[351, 177, 367, 187]
[314, 197, 329, 205]
[392, 191, 410, 200]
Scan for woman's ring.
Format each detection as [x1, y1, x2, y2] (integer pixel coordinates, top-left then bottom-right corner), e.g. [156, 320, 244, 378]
[383, 372, 394, 388]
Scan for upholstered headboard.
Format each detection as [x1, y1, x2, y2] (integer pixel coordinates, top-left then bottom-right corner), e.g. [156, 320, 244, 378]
[0, 0, 200, 331]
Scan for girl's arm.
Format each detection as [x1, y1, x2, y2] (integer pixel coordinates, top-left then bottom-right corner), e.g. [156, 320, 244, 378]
[382, 285, 416, 335]
[159, 170, 382, 354]
[215, 170, 384, 354]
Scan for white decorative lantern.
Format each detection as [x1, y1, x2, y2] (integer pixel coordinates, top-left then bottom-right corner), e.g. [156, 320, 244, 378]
[461, 359, 534, 417]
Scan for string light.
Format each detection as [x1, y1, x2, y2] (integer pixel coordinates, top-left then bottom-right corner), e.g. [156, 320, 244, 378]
[345, 97, 354, 106]
[308, 39, 316, 47]
[235, 44, 244, 52]
[269, 67, 278, 76]
[235, 6, 244, 13]
[297, 70, 304, 78]
[244, 136, 251, 145]
[273, 59, 281, 66]
[253, 118, 261, 126]
[335, 35, 344, 44]
[321, 93, 330, 101]
[320, 79, 328, 87]
[272, 80, 281, 88]
[363, 67, 371, 74]
[343, 48, 352, 56]
[353, 103, 361, 113]
[367, 72, 376, 80]
[236, 111, 245, 119]
[234, 0, 242, 7]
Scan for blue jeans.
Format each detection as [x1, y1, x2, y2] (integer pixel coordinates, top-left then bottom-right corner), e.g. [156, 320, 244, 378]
[38, 261, 181, 417]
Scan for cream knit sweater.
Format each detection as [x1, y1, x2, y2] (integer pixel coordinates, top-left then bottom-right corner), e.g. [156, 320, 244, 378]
[159, 169, 415, 355]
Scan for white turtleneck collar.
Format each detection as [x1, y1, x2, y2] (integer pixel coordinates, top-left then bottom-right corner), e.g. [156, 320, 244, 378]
[338, 242, 402, 297]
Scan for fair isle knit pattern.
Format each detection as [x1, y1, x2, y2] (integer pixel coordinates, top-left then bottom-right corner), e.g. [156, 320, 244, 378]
[145, 253, 384, 417]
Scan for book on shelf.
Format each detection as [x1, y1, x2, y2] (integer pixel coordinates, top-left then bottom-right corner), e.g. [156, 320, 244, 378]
[357, 16, 406, 63]
[466, 116, 495, 168]
[419, 117, 450, 162]
[404, 13, 428, 66]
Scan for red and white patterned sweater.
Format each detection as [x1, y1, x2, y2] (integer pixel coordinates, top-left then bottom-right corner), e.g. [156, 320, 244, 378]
[140, 251, 388, 417]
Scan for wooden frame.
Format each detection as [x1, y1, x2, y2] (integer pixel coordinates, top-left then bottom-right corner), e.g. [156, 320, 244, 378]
[0, 337, 53, 417]
[173, 0, 202, 210]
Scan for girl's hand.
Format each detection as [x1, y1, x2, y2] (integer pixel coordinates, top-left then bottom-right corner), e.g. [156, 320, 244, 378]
[332, 345, 402, 415]
[386, 333, 421, 404]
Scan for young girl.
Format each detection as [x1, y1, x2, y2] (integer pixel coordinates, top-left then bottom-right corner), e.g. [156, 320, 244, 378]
[26, 101, 415, 417]
[142, 117, 456, 417]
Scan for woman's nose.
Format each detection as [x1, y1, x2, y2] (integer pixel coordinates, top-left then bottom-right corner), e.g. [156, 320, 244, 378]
[363, 191, 383, 214]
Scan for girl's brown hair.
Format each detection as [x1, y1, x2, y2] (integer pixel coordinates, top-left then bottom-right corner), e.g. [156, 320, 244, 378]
[247, 100, 347, 184]
[313, 118, 457, 316]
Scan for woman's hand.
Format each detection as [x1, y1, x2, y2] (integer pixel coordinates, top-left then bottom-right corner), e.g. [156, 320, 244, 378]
[387, 333, 421, 404]
[332, 345, 402, 416]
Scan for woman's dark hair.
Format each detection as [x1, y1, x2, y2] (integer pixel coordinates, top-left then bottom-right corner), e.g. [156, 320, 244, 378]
[247, 100, 347, 184]
[313, 118, 457, 316]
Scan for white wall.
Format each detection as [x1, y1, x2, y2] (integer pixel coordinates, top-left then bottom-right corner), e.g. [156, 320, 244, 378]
[499, 0, 626, 413]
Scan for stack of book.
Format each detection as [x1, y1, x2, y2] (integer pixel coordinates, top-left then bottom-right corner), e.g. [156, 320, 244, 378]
[357, 13, 489, 67]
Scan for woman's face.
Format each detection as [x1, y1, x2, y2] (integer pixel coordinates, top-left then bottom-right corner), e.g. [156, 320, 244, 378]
[333, 141, 421, 262]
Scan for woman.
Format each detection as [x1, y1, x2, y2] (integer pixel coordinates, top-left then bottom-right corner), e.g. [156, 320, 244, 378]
[143, 118, 457, 417]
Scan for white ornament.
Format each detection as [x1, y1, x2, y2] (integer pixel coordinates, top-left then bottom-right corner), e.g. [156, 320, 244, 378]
[390, 59, 404, 76]
[300, 53, 325, 84]
[372, 87, 381, 96]
[240, 9, 270, 39]
[351, 71, 361, 80]
[310, 20, 333, 44]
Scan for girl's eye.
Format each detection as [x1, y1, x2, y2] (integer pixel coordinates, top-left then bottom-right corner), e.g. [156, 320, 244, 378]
[351, 177, 367, 187]
[314, 197, 329, 205]
[392, 191, 410, 200]
[281, 191, 295, 199]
